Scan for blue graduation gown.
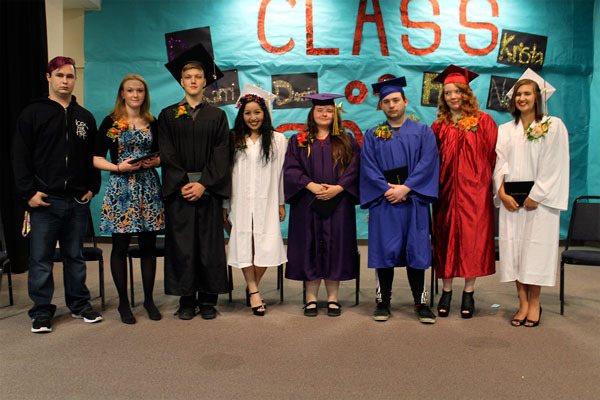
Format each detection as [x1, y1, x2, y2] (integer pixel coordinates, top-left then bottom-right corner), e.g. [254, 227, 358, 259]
[284, 133, 360, 281]
[360, 119, 439, 269]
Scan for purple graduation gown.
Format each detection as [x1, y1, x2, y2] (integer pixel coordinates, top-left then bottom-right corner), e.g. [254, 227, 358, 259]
[284, 133, 359, 281]
[360, 119, 439, 269]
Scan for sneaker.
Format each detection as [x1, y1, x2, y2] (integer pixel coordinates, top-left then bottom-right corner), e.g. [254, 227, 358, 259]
[31, 317, 52, 333]
[415, 304, 437, 324]
[372, 302, 391, 322]
[71, 308, 103, 323]
[199, 305, 217, 320]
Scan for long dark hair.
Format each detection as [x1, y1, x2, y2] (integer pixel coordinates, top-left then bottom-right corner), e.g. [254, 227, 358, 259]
[306, 105, 354, 174]
[510, 79, 544, 123]
[232, 97, 274, 164]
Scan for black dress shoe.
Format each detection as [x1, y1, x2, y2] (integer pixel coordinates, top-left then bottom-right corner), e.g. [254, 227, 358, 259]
[144, 302, 162, 321]
[176, 306, 196, 320]
[118, 305, 136, 325]
[199, 305, 217, 320]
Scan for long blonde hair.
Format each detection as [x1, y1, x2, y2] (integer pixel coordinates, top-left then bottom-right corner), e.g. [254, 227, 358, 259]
[109, 74, 154, 122]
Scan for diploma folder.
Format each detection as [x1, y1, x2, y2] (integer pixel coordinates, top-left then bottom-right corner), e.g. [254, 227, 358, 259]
[127, 152, 159, 164]
[310, 195, 343, 218]
[504, 181, 534, 206]
[383, 166, 408, 184]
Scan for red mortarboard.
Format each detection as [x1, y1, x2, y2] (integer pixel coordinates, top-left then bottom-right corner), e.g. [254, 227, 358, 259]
[433, 65, 479, 86]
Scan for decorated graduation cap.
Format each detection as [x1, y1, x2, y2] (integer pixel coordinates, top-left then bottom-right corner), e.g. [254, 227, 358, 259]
[433, 64, 479, 86]
[165, 42, 224, 86]
[506, 68, 556, 114]
[304, 93, 344, 106]
[303, 93, 345, 136]
[236, 84, 278, 116]
[371, 76, 407, 100]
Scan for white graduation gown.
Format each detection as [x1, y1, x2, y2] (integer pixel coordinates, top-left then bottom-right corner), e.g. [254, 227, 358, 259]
[226, 131, 287, 268]
[493, 116, 569, 286]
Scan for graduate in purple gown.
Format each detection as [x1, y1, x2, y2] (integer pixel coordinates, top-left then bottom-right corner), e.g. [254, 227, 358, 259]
[284, 93, 360, 317]
[360, 77, 439, 324]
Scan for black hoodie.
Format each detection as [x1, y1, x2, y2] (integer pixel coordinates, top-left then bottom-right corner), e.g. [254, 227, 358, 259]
[12, 96, 101, 203]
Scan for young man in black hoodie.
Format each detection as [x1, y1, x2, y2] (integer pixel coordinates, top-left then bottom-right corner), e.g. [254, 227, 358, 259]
[12, 56, 102, 333]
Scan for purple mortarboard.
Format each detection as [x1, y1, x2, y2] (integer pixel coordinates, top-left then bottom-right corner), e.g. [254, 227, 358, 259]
[303, 93, 344, 106]
[433, 64, 478, 86]
[165, 43, 224, 86]
[371, 76, 407, 100]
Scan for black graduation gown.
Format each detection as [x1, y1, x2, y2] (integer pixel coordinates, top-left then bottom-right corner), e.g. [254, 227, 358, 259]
[158, 101, 231, 296]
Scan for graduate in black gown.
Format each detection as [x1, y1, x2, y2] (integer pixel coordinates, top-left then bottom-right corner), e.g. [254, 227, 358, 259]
[158, 43, 231, 320]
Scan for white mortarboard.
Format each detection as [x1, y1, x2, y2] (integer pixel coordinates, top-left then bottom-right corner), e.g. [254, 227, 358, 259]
[236, 84, 278, 116]
[506, 68, 556, 114]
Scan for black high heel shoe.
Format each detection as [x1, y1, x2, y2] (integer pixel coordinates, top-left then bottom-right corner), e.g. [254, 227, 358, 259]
[460, 291, 475, 319]
[524, 306, 542, 327]
[437, 290, 452, 317]
[248, 291, 265, 316]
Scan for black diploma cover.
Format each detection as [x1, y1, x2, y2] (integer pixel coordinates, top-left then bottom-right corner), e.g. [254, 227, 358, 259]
[383, 166, 408, 184]
[504, 181, 534, 206]
[310, 195, 343, 218]
[127, 152, 160, 164]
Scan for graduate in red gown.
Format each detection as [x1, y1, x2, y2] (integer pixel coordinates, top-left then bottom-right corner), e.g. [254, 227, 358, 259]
[431, 65, 498, 319]
[284, 93, 360, 317]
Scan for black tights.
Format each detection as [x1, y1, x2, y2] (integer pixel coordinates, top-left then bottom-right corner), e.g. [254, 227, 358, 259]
[110, 232, 157, 308]
[376, 267, 425, 305]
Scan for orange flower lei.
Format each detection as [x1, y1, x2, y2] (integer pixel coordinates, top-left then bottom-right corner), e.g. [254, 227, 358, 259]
[107, 119, 129, 142]
[374, 124, 392, 140]
[175, 105, 191, 119]
[457, 116, 478, 133]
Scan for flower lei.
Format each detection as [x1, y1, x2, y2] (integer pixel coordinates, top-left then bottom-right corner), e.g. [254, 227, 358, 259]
[525, 118, 552, 141]
[296, 131, 315, 157]
[236, 94, 266, 108]
[107, 119, 129, 142]
[457, 116, 478, 133]
[175, 104, 192, 119]
[374, 124, 392, 140]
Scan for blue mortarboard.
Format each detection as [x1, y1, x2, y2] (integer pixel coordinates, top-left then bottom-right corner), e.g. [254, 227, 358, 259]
[165, 42, 224, 86]
[303, 93, 344, 106]
[371, 77, 407, 100]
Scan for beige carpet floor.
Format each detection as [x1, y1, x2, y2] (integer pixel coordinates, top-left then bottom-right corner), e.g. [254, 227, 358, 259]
[1, 244, 599, 399]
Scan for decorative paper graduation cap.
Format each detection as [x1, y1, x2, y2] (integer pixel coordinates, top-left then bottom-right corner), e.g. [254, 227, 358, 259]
[371, 76, 407, 99]
[433, 65, 479, 86]
[506, 68, 556, 111]
[164, 42, 224, 86]
[236, 84, 278, 115]
[303, 93, 344, 106]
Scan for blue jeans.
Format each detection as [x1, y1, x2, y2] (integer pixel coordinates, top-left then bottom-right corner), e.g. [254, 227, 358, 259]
[28, 195, 92, 319]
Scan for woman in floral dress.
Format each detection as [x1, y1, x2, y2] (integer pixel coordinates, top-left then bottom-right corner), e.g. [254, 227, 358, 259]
[431, 65, 498, 319]
[94, 74, 164, 324]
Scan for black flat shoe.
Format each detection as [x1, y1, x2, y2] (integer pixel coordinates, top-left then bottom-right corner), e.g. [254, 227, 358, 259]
[144, 302, 162, 321]
[303, 301, 318, 317]
[118, 305, 136, 325]
[249, 291, 265, 316]
[524, 306, 542, 327]
[461, 291, 475, 319]
[437, 290, 452, 317]
[327, 301, 342, 317]
[176, 306, 196, 320]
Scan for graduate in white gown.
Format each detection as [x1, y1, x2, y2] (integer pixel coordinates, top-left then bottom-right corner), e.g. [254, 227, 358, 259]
[493, 69, 569, 327]
[224, 84, 287, 316]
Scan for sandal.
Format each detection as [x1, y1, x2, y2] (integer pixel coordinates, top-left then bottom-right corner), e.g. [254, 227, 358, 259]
[460, 291, 475, 319]
[303, 301, 318, 317]
[524, 306, 542, 327]
[327, 301, 342, 317]
[437, 290, 452, 317]
[248, 291, 265, 316]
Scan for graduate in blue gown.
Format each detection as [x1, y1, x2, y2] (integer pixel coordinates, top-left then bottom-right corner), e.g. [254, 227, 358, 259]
[360, 77, 439, 323]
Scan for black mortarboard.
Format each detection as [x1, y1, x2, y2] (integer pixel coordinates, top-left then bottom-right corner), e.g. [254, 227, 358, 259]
[164, 43, 224, 86]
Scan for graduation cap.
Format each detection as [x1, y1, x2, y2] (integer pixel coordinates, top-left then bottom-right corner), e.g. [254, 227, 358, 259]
[236, 84, 278, 116]
[303, 93, 344, 106]
[371, 76, 407, 100]
[164, 42, 224, 86]
[433, 65, 479, 86]
[506, 68, 556, 114]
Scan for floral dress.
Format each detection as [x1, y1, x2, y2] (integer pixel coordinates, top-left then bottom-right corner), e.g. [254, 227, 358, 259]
[96, 116, 164, 234]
